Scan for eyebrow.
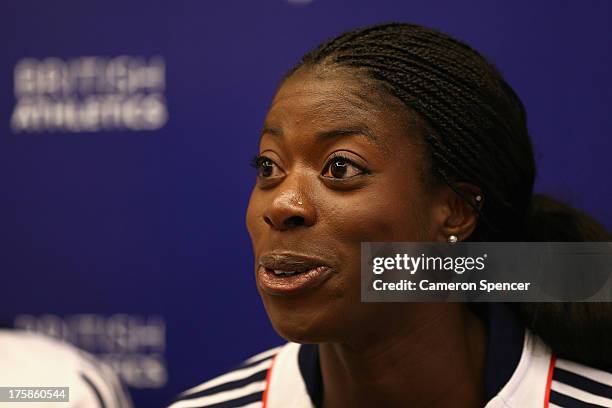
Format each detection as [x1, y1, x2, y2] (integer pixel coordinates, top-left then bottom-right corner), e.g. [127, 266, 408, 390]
[259, 125, 381, 147]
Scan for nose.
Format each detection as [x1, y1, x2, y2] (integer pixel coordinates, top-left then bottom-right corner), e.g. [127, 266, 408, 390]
[263, 178, 316, 231]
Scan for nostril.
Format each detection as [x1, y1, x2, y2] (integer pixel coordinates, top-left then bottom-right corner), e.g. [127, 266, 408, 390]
[285, 216, 304, 228]
[264, 216, 274, 227]
[263, 215, 306, 230]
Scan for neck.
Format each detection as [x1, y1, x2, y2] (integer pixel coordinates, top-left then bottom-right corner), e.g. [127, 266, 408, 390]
[319, 304, 486, 408]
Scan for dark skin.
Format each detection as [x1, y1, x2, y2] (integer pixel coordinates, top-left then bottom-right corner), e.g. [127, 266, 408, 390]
[246, 65, 486, 408]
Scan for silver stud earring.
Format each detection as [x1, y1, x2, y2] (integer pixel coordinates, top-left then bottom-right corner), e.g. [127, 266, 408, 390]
[447, 235, 458, 244]
[475, 195, 482, 202]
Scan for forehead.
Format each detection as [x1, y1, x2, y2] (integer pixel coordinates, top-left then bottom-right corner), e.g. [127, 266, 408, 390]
[271, 67, 380, 117]
[263, 66, 419, 152]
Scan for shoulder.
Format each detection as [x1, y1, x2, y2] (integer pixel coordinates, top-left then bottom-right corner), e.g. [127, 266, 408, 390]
[549, 356, 612, 407]
[491, 331, 612, 408]
[168, 344, 285, 408]
[0, 330, 132, 408]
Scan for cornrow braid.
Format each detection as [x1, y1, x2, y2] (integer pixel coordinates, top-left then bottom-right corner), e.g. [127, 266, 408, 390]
[288, 22, 537, 241]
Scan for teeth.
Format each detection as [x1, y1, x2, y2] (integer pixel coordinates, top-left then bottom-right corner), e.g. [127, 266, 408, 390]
[273, 270, 296, 276]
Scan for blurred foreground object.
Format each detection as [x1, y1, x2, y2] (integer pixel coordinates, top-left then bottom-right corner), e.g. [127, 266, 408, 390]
[0, 330, 132, 408]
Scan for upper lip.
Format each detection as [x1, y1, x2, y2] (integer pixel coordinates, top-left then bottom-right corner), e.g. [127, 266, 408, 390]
[259, 252, 331, 273]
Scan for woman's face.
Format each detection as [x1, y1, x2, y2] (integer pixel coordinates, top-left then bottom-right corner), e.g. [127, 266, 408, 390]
[246, 66, 442, 344]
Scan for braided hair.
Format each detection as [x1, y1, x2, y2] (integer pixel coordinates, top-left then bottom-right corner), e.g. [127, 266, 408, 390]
[285, 22, 611, 370]
[287, 22, 536, 241]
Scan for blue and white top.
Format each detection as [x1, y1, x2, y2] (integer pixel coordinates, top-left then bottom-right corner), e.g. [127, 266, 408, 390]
[169, 305, 612, 408]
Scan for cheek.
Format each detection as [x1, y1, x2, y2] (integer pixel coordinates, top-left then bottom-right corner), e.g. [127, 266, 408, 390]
[245, 190, 264, 250]
[323, 180, 429, 244]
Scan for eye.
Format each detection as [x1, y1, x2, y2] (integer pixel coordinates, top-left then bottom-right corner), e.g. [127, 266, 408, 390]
[322, 155, 369, 179]
[250, 155, 283, 178]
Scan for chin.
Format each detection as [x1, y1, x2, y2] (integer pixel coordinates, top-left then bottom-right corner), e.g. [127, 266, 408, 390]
[262, 294, 339, 344]
[271, 322, 323, 344]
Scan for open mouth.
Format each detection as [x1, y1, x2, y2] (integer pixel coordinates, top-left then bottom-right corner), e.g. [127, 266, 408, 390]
[263, 265, 328, 277]
[269, 268, 303, 276]
[257, 253, 334, 295]
[273, 269, 297, 276]
[259, 253, 329, 276]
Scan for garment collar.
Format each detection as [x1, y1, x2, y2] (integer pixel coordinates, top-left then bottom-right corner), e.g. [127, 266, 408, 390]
[296, 304, 525, 407]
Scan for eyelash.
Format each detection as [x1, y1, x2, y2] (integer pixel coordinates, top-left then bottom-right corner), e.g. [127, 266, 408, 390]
[250, 154, 278, 179]
[249, 153, 371, 177]
[249, 154, 266, 170]
[323, 153, 371, 177]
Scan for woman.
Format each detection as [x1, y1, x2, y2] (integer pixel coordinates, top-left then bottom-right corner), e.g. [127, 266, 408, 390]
[169, 23, 612, 408]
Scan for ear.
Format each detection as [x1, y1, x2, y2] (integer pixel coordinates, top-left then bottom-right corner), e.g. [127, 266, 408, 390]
[429, 182, 483, 242]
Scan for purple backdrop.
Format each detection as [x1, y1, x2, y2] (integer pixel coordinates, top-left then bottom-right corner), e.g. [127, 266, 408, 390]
[1, 1, 611, 406]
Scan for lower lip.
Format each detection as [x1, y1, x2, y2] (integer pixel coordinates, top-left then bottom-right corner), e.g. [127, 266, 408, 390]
[257, 265, 334, 296]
